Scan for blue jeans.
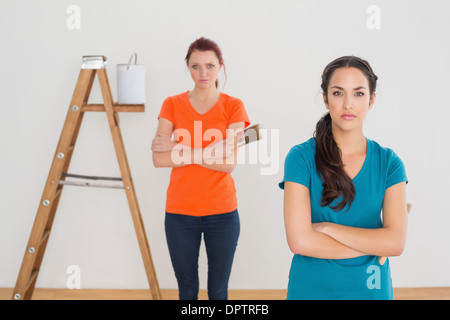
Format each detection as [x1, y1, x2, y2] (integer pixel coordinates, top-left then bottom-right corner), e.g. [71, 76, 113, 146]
[165, 210, 240, 300]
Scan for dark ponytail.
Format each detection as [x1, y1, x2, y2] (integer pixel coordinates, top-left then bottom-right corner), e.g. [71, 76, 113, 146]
[314, 56, 378, 211]
[314, 112, 355, 211]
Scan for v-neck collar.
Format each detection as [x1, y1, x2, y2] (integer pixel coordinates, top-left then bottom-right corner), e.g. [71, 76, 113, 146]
[185, 91, 223, 117]
[352, 137, 371, 184]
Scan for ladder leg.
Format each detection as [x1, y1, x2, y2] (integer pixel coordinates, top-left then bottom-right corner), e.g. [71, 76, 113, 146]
[97, 69, 162, 300]
[12, 69, 96, 300]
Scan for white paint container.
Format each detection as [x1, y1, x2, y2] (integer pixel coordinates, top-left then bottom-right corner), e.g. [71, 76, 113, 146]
[117, 53, 146, 104]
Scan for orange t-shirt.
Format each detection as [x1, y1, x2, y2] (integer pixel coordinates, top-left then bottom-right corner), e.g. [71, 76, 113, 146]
[158, 91, 250, 216]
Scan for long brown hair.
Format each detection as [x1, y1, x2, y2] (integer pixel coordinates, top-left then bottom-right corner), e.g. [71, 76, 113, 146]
[185, 37, 226, 89]
[314, 56, 378, 211]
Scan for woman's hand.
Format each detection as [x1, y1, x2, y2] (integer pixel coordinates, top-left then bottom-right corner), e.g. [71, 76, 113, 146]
[151, 133, 178, 152]
[203, 139, 234, 163]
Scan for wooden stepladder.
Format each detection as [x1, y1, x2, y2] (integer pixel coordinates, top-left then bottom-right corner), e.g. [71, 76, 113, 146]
[12, 56, 161, 300]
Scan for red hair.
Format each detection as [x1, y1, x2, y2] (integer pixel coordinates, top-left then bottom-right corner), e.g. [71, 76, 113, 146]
[185, 37, 226, 88]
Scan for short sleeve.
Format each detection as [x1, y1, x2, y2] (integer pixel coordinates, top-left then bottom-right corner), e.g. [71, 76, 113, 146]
[279, 145, 312, 190]
[228, 98, 250, 128]
[158, 97, 174, 123]
[386, 149, 408, 189]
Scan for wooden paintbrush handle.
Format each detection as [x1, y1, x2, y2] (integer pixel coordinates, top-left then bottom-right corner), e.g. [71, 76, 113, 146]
[378, 256, 387, 265]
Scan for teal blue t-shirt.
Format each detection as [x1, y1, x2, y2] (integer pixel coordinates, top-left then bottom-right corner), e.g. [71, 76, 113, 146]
[279, 137, 408, 300]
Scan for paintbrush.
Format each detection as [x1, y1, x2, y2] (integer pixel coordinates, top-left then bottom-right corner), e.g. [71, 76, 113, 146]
[207, 124, 263, 160]
[233, 123, 262, 147]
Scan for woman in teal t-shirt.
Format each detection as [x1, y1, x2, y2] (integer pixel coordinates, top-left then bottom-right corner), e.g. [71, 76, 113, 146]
[279, 56, 408, 300]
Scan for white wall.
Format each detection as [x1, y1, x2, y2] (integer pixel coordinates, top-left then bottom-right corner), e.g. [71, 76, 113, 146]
[1, 0, 449, 290]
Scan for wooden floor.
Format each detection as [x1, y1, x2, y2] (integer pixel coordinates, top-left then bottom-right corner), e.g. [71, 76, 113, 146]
[1, 287, 450, 300]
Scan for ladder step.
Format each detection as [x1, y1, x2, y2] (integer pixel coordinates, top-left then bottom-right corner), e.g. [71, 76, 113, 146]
[82, 103, 144, 112]
[61, 173, 122, 181]
[59, 180, 124, 189]
[60, 173, 124, 189]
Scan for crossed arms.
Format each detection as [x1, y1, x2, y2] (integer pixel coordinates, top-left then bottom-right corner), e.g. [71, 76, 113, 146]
[283, 181, 408, 259]
[151, 117, 245, 174]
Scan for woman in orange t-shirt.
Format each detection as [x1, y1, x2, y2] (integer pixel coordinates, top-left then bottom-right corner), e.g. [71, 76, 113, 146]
[151, 37, 250, 300]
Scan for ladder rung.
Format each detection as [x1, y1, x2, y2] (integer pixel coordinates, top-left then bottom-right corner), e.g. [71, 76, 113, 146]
[59, 180, 124, 189]
[59, 173, 124, 189]
[82, 103, 144, 112]
[62, 173, 122, 181]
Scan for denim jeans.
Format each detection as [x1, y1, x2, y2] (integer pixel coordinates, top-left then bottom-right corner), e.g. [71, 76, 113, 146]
[165, 209, 240, 300]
